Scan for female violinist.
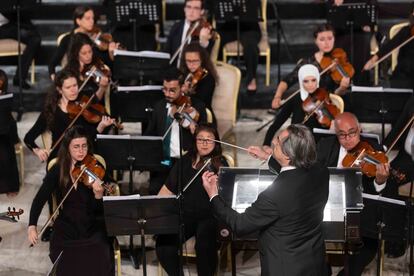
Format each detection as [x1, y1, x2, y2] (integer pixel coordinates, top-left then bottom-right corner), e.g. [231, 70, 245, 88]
[180, 43, 218, 111]
[272, 24, 352, 110]
[157, 123, 228, 276]
[263, 64, 340, 146]
[24, 69, 114, 163]
[363, 3, 414, 88]
[64, 32, 111, 101]
[27, 125, 114, 276]
[48, 6, 118, 80]
[0, 69, 20, 196]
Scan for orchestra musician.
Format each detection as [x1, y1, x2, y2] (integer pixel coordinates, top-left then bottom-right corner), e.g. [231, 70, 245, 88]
[272, 24, 351, 111]
[144, 67, 207, 195]
[180, 42, 218, 111]
[317, 112, 392, 276]
[263, 64, 340, 146]
[204, 124, 330, 276]
[157, 124, 228, 276]
[48, 6, 118, 81]
[27, 125, 114, 276]
[63, 32, 111, 101]
[363, 2, 414, 88]
[164, 0, 214, 67]
[0, 69, 20, 196]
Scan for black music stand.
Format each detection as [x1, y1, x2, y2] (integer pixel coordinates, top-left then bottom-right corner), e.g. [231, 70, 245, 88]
[113, 85, 163, 125]
[46, 251, 63, 276]
[108, 0, 161, 51]
[96, 134, 166, 269]
[327, 2, 376, 66]
[113, 49, 170, 85]
[103, 195, 179, 276]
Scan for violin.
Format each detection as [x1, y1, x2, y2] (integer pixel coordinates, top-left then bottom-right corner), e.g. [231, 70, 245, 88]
[88, 26, 114, 52]
[184, 67, 208, 94]
[0, 207, 23, 223]
[301, 88, 340, 128]
[320, 48, 355, 84]
[71, 154, 106, 187]
[67, 95, 123, 129]
[170, 94, 200, 128]
[81, 63, 111, 84]
[191, 18, 216, 39]
[342, 141, 406, 183]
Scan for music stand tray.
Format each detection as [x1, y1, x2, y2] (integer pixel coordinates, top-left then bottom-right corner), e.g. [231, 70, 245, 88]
[103, 195, 179, 275]
[108, 0, 162, 26]
[327, 2, 376, 29]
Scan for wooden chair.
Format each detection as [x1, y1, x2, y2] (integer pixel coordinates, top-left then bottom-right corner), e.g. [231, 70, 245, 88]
[389, 22, 409, 72]
[56, 32, 70, 69]
[210, 33, 221, 64]
[14, 142, 24, 187]
[0, 39, 35, 83]
[222, 0, 271, 86]
[329, 94, 344, 113]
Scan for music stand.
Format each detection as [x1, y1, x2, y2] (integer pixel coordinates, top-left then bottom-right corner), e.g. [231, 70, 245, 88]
[96, 134, 166, 268]
[107, 0, 161, 51]
[46, 250, 63, 276]
[327, 2, 377, 65]
[113, 85, 163, 125]
[103, 195, 179, 276]
[113, 49, 170, 84]
[350, 85, 413, 143]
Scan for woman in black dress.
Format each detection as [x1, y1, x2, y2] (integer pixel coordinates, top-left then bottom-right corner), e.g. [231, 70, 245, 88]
[0, 69, 20, 195]
[156, 124, 228, 276]
[180, 42, 218, 111]
[48, 6, 117, 80]
[24, 69, 114, 163]
[27, 125, 114, 276]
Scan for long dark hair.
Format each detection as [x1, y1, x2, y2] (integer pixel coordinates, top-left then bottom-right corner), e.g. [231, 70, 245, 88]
[44, 69, 78, 129]
[57, 125, 93, 190]
[73, 6, 94, 28]
[65, 32, 104, 79]
[190, 123, 223, 171]
[0, 69, 8, 93]
[180, 42, 218, 83]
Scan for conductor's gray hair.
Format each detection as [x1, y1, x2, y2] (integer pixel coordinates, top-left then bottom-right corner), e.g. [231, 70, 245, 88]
[279, 124, 317, 168]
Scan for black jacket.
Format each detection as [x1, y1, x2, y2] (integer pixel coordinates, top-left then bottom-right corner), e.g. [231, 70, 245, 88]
[211, 164, 329, 276]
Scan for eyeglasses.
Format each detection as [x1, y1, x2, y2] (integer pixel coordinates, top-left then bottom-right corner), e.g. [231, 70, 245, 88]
[196, 138, 215, 144]
[337, 129, 358, 140]
[185, 59, 201, 64]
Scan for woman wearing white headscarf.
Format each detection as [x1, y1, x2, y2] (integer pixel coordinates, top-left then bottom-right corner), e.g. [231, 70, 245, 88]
[263, 64, 326, 146]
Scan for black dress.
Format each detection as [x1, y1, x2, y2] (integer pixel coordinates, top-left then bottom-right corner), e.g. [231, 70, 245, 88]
[156, 155, 227, 276]
[0, 96, 20, 193]
[29, 164, 114, 276]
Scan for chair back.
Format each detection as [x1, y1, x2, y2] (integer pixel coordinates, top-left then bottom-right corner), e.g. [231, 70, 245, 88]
[57, 32, 70, 68]
[390, 22, 409, 71]
[329, 93, 344, 113]
[211, 61, 241, 138]
[210, 33, 221, 64]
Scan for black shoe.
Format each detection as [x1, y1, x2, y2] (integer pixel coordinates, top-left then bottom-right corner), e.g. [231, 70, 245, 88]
[13, 78, 31, 89]
[41, 226, 53, 242]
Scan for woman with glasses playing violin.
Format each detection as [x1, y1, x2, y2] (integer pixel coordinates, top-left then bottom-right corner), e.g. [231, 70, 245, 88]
[156, 123, 228, 276]
[272, 24, 351, 110]
[27, 125, 114, 276]
[48, 6, 118, 81]
[180, 43, 218, 111]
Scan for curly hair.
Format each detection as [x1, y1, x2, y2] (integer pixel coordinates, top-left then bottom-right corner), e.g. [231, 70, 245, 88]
[180, 42, 218, 83]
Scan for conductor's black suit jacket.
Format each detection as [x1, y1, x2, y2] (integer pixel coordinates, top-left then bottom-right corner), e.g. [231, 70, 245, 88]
[211, 164, 329, 276]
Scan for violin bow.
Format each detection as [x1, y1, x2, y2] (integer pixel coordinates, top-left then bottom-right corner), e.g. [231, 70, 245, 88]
[385, 114, 414, 154]
[179, 157, 212, 196]
[162, 105, 186, 140]
[30, 166, 87, 247]
[169, 21, 200, 65]
[369, 36, 414, 70]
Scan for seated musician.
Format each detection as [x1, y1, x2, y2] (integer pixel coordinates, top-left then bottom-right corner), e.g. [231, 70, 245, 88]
[216, 0, 262, 93]
[144, 67, 207, 195]
[263, 64, 340, 146]
[164, 0, 214, 67]
[27, 125, 114, 276]
[48, 6, 118, 80]
[364, 3, 414, 88]
[156, 124, 228, 276]
[180, 42, 218, 111]
[63, 32, 111, 101]
[272, 24, 351, 111]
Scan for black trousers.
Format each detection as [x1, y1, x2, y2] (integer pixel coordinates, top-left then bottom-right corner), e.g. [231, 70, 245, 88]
[0, 22, 41, 81]
[156, 215, 218, 276]
[220, 29, 261, 83]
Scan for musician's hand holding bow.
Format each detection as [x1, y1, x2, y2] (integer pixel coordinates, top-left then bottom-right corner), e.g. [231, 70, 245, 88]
[202, 171, 219, 199]
[375, 163, 390, 185]
[27, 225, 38, 245]
[363, 55, 379, 71]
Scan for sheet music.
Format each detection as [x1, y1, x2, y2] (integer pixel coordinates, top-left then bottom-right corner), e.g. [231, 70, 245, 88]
[114, 49, 170, 59]
[0, 93, 13, 100]
[97, 134, 163, 140]
[362, 193, 406, 206]
[117, 85, 163, 92]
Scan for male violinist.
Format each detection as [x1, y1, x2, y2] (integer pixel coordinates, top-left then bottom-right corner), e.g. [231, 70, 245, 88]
[144, 67, 207, 194]
[165, 0, 213, 67]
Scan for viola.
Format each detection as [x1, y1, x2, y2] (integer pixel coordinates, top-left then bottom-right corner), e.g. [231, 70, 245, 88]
[71, 154, 106, 187]
[184, 67, 208, 94]
[88, 26, 114, 52]
[301, 88, 340, 128]
[67, 95, 123, 129]
[342, 141, 406, 183]
[320, 48, 355, 84]
[81, 63, 111, 84]
[170, 94, 200, 128]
